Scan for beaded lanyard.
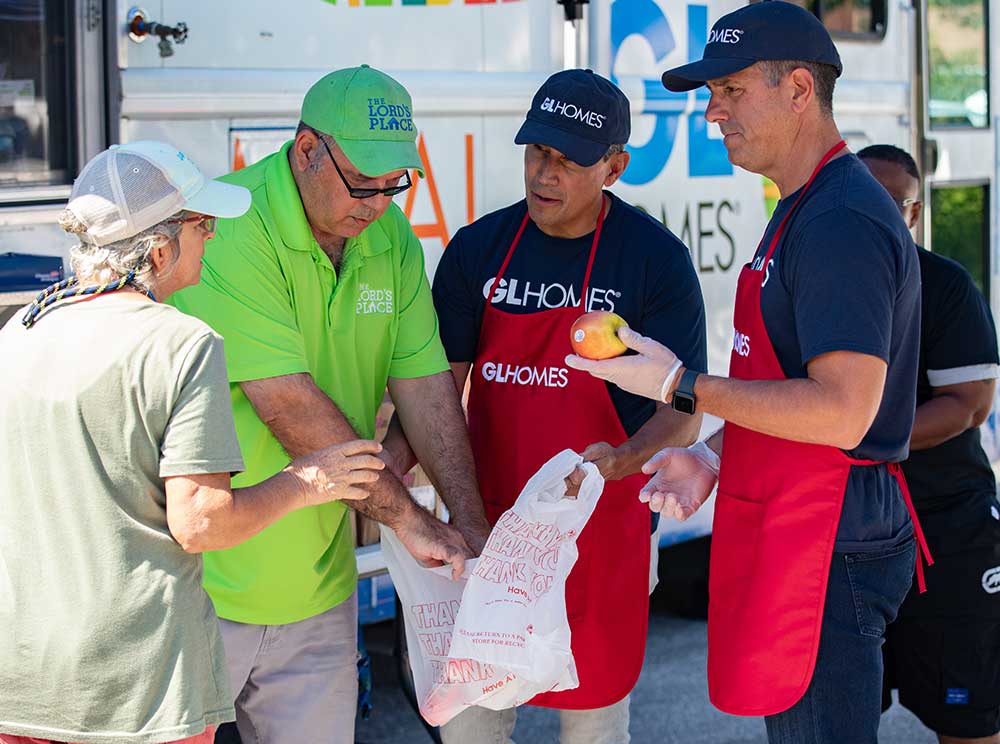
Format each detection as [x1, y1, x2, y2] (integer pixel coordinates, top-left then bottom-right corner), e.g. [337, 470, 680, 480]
[21, 271, 157, 329]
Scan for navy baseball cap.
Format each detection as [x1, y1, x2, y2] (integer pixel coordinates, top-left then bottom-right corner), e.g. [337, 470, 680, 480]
[661, 1, 842, 92]
[515, 69, 630, 167]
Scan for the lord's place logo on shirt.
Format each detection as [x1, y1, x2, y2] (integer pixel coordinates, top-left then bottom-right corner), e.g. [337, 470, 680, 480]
[357, 284, 394, 315]
[482, 277, 621, 313]
[367, 97, 414, 132]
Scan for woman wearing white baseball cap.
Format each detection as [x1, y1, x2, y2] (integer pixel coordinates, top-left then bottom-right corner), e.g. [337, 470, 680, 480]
[0, 141, 385, 744]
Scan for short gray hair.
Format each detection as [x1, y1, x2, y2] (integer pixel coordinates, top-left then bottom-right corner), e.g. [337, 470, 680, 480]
[758, 60, 838, 117]
[296, 121, 331, 173]
[603, 143, 626, 161]
[59, 210, 185, 294]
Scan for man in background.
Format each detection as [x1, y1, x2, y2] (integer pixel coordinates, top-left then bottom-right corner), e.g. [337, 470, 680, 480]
[860, 144, 1000, 744]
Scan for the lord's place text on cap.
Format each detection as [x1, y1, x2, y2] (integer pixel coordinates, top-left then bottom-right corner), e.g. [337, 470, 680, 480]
[368, 97, 414, 132]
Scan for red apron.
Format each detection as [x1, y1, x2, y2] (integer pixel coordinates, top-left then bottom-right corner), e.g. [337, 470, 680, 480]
[466, 199, 650, 709]
[708, 142, 933, 716]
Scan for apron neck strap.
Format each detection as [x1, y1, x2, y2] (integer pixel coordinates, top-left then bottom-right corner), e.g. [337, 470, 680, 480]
[760, 140, 847, 267]
[490, 195, 609, 305]
[579, 196, 607, 300]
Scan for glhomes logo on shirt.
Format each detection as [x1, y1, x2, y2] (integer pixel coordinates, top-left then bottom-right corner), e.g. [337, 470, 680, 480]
[357, 283, 394, 315]
[538, 98, 606, 129]
[480, 361, 569, 389]
[982, 565, 1000, 594]
[367, 97, 414, 132]
[732, 329, 751, 358]
[708, 27, 744, 44]
[482, 277, 621, 313]
[751, 255, 775, 288]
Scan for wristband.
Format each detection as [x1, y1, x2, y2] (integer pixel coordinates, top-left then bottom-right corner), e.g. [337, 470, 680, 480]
[688, 440, 721, 476]
[658, 359, 684, 404]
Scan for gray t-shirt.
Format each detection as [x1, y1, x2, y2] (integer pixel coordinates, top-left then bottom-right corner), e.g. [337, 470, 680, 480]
[0, 294, 245, 743]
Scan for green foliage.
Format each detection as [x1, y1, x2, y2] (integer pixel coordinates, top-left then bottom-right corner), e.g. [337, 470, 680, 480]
[931, 185, 987, 293]
[930, 48, 985, 105]
[930, 0, 985, 21]
[927, 0, 987, 125]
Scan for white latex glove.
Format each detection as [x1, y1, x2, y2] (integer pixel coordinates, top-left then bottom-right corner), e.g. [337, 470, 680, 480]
[639, 443, 719, 521]
[565, 327, 683, 403]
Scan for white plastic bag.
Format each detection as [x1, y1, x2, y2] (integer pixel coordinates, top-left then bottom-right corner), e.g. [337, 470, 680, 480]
[381, 449, 604, 726]
[379, 526, 501, 726]
[449, 449, 604, 700]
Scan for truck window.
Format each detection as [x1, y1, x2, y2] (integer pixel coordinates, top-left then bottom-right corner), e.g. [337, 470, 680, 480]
[779, 0, 888, 39]
[0, 2, 73, 196]
[927, 0, 988, 129]
[930, 183, 990, 297]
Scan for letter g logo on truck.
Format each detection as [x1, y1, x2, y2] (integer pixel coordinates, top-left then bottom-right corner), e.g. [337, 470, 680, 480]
[610, 0, 732, 184]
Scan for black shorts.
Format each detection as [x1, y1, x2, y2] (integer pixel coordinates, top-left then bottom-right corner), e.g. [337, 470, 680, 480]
[883, 616, 1000, 738]
[882, 494, 1000, 738]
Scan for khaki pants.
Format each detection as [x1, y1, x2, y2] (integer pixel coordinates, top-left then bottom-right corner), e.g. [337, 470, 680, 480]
[218, 592, 358, 744]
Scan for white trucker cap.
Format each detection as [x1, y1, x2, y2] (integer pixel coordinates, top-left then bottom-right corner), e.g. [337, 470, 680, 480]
[66, 141, 251, 246]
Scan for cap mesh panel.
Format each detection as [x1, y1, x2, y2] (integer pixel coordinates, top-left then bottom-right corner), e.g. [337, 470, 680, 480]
[69, 151, 184, 245]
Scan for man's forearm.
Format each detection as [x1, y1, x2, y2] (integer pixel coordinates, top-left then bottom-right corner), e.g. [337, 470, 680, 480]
[618, 404, 702, 475]
[381, 414, 418, 476]
[694, 373, 874, 449]
[388, 371, 488, 529]
[910, 379, 996, 451]
[241, 374, 421, 529]
[910, 396, 980, 450]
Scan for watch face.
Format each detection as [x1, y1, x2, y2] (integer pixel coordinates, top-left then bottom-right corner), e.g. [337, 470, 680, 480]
[673, 393, 695, 415]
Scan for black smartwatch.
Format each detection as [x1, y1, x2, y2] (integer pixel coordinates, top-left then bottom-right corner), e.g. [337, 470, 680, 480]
[671, 368, 700, 415]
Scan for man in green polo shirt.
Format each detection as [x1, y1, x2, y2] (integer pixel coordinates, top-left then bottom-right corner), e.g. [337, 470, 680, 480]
[170, 65, 487, 744]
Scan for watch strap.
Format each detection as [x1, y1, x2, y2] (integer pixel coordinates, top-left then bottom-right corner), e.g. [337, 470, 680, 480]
[676, 368, 700, 398]
[672, 368, 700, 414]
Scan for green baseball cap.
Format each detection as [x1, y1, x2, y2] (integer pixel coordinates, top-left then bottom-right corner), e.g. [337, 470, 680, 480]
[301, 64, 424, 177]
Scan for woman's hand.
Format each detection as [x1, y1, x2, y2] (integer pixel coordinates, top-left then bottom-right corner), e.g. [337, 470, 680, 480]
[290, 439, 386, 506]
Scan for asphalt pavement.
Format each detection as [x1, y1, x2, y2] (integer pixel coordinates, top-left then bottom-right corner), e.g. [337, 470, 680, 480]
[354, 570, 934, 744]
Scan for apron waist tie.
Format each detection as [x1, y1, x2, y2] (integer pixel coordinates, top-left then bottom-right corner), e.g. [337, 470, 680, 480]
[887, 462, 934, 593]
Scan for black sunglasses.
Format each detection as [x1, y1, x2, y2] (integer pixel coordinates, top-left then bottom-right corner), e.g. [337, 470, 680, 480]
[313, 131, 412, 199]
